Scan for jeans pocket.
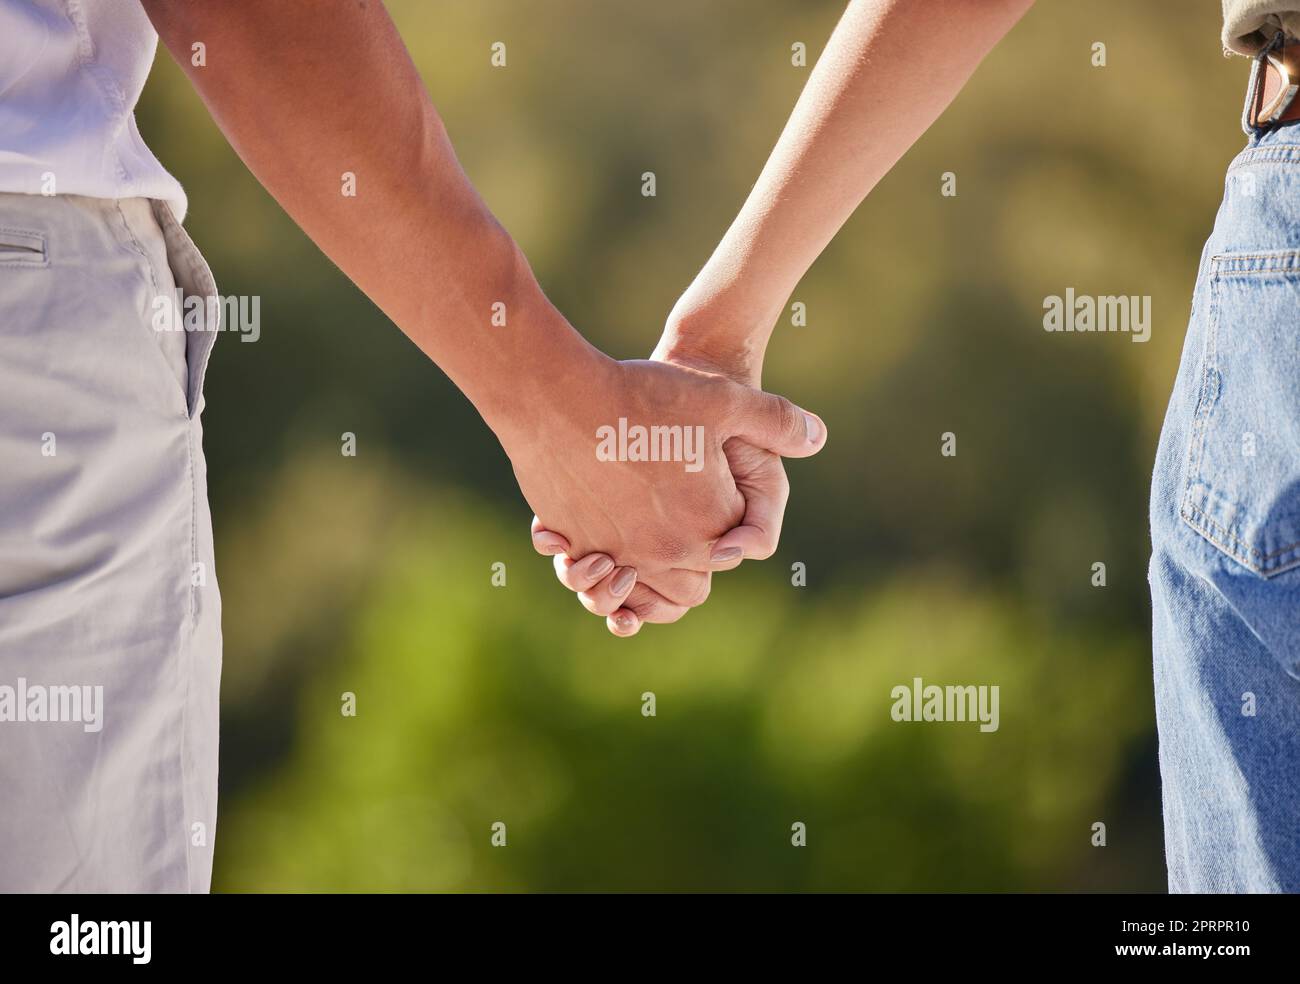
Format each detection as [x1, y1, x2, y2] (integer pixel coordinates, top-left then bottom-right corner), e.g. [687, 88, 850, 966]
[1180, 249, 1300, 576]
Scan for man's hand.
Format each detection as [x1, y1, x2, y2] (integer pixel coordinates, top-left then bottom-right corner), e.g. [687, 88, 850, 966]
[530, 327, 816, 636]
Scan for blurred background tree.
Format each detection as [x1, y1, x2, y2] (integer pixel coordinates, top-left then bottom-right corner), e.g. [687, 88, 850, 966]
[135, 0, 1246, 890]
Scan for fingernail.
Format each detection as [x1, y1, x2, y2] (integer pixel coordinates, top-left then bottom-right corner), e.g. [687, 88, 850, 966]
[613, 611, 636, 632]
[611, 567, 636, 595]
[803, 412, 821, 443]
[710, 546, 743, 563]
[588, 555, 614, 578]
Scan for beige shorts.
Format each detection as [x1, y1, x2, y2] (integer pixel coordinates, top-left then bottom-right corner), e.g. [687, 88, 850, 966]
[0, 193, 222, 892]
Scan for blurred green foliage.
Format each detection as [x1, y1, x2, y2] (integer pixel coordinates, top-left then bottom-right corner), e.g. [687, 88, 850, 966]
[134, 0, 1247, 890]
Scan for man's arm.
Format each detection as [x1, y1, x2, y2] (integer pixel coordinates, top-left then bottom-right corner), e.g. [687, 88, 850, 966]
[656, 0, 1036, 386]
[142, 0, 588, 436]
[141, 0, 828, 633]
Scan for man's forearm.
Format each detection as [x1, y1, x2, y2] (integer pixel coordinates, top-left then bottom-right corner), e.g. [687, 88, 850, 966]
[662, 0, 1034, 385]
[142, 0, 598, 442]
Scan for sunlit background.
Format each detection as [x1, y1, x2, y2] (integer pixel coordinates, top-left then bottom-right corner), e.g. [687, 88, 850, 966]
[135, 0, 1249, 891]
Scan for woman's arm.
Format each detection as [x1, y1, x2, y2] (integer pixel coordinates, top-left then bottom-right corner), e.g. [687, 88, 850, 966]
[656, 0, 1036, 387]
[541, 0, 1035, 633]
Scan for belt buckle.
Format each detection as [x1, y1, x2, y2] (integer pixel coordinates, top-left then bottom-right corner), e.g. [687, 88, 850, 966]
[1251, 37, 1300, 127]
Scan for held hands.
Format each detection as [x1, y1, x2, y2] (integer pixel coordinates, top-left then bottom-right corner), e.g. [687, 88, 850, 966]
[523, 327, 822, 636]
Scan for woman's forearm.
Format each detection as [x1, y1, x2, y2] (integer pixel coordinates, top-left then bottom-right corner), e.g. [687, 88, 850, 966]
[661, 0, 1035, 385]
[143, 0, 600, 446]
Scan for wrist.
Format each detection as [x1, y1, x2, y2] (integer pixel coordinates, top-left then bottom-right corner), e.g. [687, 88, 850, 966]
[475, 250, 615, 452]
[655, 299, 773, 388]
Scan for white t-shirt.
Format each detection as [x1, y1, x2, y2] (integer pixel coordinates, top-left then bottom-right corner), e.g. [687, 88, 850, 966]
[0, 0, 186, 220]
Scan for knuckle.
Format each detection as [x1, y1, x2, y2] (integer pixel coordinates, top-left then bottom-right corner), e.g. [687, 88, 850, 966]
[680, 574, 711, 607]
[771, 394, 799, 439]
[775, 466, 791, 498]
[636, 599, 687, 624]
[627, 597, 656, 620]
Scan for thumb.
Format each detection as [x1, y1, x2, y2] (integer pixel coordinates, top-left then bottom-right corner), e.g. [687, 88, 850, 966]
[726, 386, 827, 458]
[707, 441, 790, 567]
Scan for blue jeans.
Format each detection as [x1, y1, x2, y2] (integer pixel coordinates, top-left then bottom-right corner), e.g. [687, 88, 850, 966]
[1150, 117, 1300, 892]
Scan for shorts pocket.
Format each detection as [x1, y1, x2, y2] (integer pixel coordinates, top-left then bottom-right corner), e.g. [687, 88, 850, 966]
[0, 227, 48, 267]
[1180, 249, 1300, 576]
